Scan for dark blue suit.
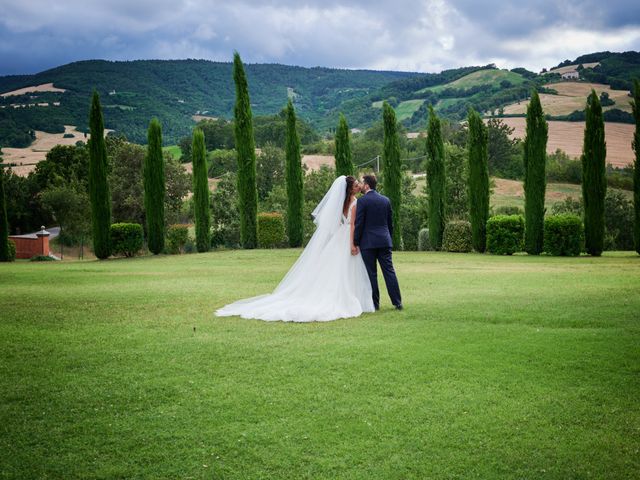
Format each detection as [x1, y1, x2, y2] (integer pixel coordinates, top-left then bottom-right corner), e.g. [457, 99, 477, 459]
[354, 190, 402, 309]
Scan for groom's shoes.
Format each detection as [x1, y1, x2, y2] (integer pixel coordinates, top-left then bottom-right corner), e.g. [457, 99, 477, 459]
[394, 304, 403, 311]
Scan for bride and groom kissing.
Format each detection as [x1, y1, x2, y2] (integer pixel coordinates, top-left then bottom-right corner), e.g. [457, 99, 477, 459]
[216, 174, 402, 322]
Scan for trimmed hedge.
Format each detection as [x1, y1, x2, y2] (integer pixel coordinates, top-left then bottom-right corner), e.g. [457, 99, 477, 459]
[544, 214, 583, 256]
[418, 228, 431, 251]
[442, 220, 473, 252]
[257, 212, 286, 248]
[166, 224, 189, 254]
[7, 239, 16, 262]
[486, 215, 524, 255]
[110, 223, 144, 257]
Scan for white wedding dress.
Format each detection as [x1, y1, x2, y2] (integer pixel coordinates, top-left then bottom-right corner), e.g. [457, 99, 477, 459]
[215, 176, 375, 322]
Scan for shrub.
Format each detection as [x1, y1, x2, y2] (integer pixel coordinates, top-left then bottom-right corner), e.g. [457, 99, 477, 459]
[183, 237, 197, 254]
[7, 239, 16, 262]
[166, 224, 189, 254]
[494, 205, 523, 216]
[544, 215, 583, 256]
[257, 212, 285, 248]
[110, 223, 143, 257]
[442, 220, 473, 252]
[30, 255, 56, 261]
[486, 215, 524, 255]
[400, 200, 423, 251]
[418, 228, 431, 251]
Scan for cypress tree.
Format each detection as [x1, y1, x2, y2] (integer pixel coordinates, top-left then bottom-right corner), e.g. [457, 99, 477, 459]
[582, 90, 607, 256]
[467, 108, 490, 252]
[192, 128, 210, 252]
[382, 102, 402, 249]
[523, 90, 548, 255]
[632, 79, 640, 255]
[426, 105, 446, 250]
[88, 90, 111, 259]
[0, 167, 9, 261]
[144, 118, 165, 254]
[285, 100, 304, 247]
[233, 52, 258, 249]
[334, 113, 353, 176]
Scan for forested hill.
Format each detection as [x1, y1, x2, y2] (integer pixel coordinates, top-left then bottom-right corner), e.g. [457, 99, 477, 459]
[0, 59, 420, 145]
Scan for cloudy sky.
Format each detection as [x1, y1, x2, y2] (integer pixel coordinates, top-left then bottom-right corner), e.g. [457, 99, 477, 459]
[1, 0, 639, 75]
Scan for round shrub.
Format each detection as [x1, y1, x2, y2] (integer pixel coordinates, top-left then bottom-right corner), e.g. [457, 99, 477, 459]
[30, 255, 56, 262]
[257, 212, 286, 248]
[7, 239, 16, 262]
[418, 228, 431, 251]
[110, 223, 144, 257]
[544, 214, 583, 256]
[442, 220, 473, 252]
[166, 224, 189, 254]
[486, 215, 524, 255]
[494, 205, 523, 216]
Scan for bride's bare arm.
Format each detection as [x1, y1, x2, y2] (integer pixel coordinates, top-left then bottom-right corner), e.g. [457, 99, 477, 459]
[350, 203, 358, 255]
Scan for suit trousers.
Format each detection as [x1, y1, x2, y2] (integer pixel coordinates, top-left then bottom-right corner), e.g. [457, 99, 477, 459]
[360, 247, 402, 309]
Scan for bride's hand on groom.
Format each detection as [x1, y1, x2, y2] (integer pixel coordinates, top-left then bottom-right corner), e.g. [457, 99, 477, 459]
[351, 245, 359, 256]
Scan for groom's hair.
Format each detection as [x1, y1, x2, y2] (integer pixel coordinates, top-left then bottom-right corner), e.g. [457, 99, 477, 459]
[363, 174, 377, 190]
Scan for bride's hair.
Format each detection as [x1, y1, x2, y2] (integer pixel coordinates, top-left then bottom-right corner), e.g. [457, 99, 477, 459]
[343, 176, 356, 215]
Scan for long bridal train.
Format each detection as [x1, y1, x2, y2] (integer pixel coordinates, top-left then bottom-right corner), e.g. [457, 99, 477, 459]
[215, 176, 375, 322]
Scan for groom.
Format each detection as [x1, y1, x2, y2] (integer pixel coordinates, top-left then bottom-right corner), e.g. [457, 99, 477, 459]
[353, 174, 402, 311]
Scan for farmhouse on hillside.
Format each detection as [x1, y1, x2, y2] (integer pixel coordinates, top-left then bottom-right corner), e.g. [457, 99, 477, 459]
[561, 70, 579, 80]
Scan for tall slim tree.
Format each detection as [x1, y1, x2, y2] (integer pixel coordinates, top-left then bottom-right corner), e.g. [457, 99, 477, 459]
[382, 102, 402, 249]
[523, 90, 548, 255]
[192, 128, 210, 252]
[632, 79, 640, 255]
[467, 108, 490, 252]
[233, 52, 258, 249]
[144, 118, 165, 254]
[582, 89, 607, 256]
[0, 166, 9, 261]
[426, 105, 446, 250]
[334, 113, 354, 177]
[285, 100, 304, 247]
[88, 90, 111, 259]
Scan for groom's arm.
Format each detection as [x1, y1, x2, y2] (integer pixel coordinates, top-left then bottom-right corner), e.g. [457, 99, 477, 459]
[354, 201, 365, 246]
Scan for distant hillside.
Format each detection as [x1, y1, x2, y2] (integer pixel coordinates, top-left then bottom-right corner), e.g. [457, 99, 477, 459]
[0, 59, 419, 145]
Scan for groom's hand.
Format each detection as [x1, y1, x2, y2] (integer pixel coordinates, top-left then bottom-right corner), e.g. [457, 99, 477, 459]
[351, 245, 359, 256]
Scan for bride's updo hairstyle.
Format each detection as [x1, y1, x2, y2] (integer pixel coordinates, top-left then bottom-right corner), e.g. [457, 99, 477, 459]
[343, 176, 356, 215]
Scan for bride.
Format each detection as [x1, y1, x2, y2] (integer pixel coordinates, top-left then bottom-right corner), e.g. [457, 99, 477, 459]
[215, 175, 375, 322]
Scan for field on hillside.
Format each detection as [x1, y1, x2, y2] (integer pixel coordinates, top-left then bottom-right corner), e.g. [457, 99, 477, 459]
[503, 81, 633, 116]
[495, 118, 635, 167]
[1, 251, 638, 479]
[418, 69, 525, 94]
[372, 99, 424, 121]
[547, 63, 600, 75]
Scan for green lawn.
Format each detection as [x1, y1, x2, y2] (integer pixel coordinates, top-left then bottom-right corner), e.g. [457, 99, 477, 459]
[163, 145, 181, 159]
[1, 251, 639, 478]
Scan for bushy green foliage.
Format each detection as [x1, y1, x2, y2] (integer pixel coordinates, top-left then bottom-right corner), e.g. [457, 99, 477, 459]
[426, 105, 446, 250]
[0, 169, 9, 262]
[582, 90, 607, 256]
[604, 190, 634, 251]
[334, 114, 353, 176]
[418, 228, 431, 251]
[166, 224, 189, 254]
[257, 212, 286, 248]
[399, 175, 423, 251]
[256, 144, 284, 200]
[486, 118, 523, 179]
[211, 173, 240, 249]
[144, 118, 166, 255]
[29, 255, 56, 262]
[5, 239, 16, 262]
[486, 215, 525, 255]
[207, 149, 237, 178]
[551, 197, 583, 216]
[382, 102, 402, 249]
[192, 128, 210, 252]
[285, 100, 304, 247]
[494, 205, 523, 216]
[632, 79, 640, 255]
[547, 149, 582, 184]
[467, 108, 490, 252]
[233, 52, 258, 249]
[88, 91, 112, 259]
[523, 90, 548, 255]
[445, 143, 468, 219]
[110, 223, 143, 257]
[544, 215, 583, 256]
[442, 220, 473, 253]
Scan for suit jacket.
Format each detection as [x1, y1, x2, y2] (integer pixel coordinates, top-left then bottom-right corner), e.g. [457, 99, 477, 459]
[353, 190, 393, 249]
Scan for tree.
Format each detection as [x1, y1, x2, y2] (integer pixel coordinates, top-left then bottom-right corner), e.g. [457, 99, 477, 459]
[40, 181, 91, 248]
[632, 79, 640, 255]
[382, 102, 402, 249]
[233, 52, 258, 248]
[144, 118, 166, 254]
[582, 89, 607, 256]
[334, 114, 353, 176]
[285, 100, 304, 247]
[487, 118, 522, 179]
[0, 162, 9, 261]
[444, 143, 468, 220]
[88, 90, 112, 259]
[192, 128, 210, 252]
[523, 90, 548, 255]
[256, 144, 284, 201]
[467, 108, 490, 252]
[426, 105, 446, 250]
